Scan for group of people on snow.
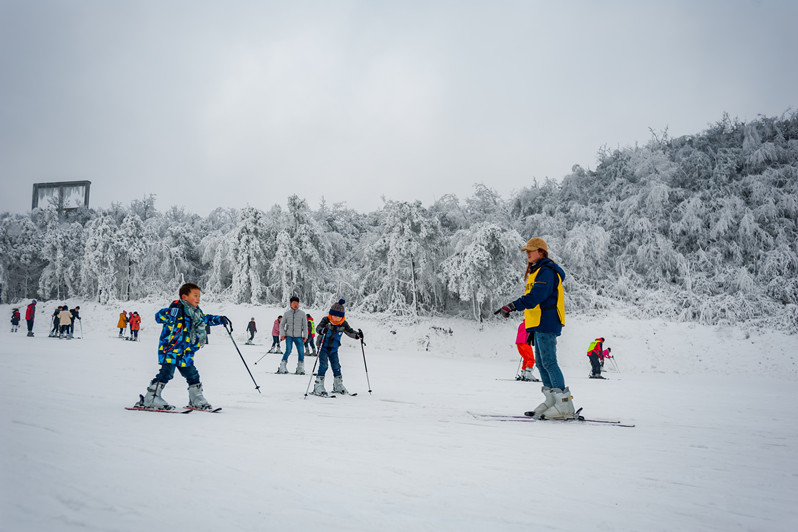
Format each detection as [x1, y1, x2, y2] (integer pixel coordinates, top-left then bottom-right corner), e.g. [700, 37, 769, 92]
[13, 235, 612, 419]
[262, 312, 318, 356]
[273, 296, 362, 397]
[12, 300, 82, 339]
[117, 310, 141, 340]
[132, 283, 365, 411]
[50, 305, 81, 339]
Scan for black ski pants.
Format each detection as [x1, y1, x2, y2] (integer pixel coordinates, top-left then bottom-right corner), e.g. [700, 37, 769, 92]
[589, 353, 602, 375]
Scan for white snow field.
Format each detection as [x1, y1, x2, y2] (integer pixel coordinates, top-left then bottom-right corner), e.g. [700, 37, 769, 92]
[1, 301, 797, 532]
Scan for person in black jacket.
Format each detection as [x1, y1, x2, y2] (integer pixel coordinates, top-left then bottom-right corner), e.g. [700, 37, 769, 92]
[245, 318, 257, 345]
[10, 308, 21, 333]
[69, 306, 81, 339]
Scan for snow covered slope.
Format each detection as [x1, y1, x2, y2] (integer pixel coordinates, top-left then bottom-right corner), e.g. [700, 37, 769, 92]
[1, 302, 796, 531]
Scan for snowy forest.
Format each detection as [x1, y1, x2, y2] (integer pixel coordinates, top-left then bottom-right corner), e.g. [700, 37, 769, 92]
[1, 112, 797, 332]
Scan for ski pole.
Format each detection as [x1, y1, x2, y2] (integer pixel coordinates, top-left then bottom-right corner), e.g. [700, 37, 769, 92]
[304, 335, 326, 399]
[514, 357, 522, 379]
[79, 319, 83, 339]
[223, 322, 261, 393]
[359, 331, 372, 395]
[254, 352, 269, 365]
[610, 356, 620, 373]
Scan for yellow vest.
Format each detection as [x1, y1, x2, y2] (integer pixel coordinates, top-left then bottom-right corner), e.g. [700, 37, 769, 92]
[523, 266, 565, 329]
[587, 339, 602, 356]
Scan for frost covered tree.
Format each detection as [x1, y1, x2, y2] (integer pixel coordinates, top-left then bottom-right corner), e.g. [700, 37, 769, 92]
[37, 210, 85, 300]
[116, 213, 148, 300]
[440, 222, 524, 320]
[80, 214, 119, 303]
[228, 207, 270, 304]
[267, 196, 331, 305]
[0, 214, 46, 301]
[360, 200, 442, 317]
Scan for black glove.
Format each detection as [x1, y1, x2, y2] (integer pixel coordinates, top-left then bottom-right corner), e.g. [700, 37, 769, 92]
[220, 316, 232, 331]
[493, 302, 516, 318]
[358, 328, 364, 340]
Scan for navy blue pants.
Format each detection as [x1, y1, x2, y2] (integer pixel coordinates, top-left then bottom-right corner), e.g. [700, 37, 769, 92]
[153, 363, 200, 386]
[318, 345, 342, 377]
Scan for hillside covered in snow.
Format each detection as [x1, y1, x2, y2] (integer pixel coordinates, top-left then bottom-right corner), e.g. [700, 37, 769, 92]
[1, 112, 797, 331]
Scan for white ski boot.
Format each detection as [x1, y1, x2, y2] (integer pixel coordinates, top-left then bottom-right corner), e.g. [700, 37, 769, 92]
[295, 361, 305, 375]
[276, 359, 289, 374]
[540, 387, 576, 420]
[187, 383, 213, 410]
[312, 376, 328, 396]
[332, 375, 350, 395]
[139, 381, 173, 410]
[525, 386, 555, 418]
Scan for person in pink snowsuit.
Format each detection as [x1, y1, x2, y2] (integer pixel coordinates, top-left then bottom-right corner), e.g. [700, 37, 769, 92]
[515, 321, 537, 381]
[268, 316, 282, 353]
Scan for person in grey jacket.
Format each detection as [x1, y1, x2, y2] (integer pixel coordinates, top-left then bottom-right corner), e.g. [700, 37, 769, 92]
[277, 296, 307, 375]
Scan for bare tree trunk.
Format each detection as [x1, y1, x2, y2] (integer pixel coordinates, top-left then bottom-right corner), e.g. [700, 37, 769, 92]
[410, 256, 419, 315]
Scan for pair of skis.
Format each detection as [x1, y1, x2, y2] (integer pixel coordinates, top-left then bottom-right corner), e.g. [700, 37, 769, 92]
[125, 406, 222, 414]
[308, 390, 358, 399]
[469, 408, 634, 428]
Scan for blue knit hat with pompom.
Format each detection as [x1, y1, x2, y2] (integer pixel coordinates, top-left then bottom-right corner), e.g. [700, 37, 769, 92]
[329, 299, 346, 318]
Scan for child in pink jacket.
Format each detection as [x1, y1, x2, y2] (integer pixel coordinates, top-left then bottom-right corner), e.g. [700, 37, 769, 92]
[515, 321, 538, 381]
[268, 316, 282, 353]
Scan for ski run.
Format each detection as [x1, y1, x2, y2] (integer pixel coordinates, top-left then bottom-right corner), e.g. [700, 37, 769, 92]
[2, 301, 797, 531]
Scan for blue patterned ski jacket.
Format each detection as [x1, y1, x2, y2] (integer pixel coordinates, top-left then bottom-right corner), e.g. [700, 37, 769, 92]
[156, 300, 223, 367]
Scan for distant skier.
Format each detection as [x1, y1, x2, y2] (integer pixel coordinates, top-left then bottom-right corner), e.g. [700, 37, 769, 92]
[25, 300, 36, 337]
[49, 307, 60, 337]
[304, 314, 317, 356]
[245, 318, 257, 345]
[515, 321, 538, 381]
[128, 312, 141, 341]
[268, 316, 282, 353]
[311, 299, 363, 397]
[10, 308, 21, 332]
[117, 311, 128, 337]
[587, 337, 607, 379]
[57, 305, 72, 338]
[495, 237, 573, 419]
[132, 282, 231, 411]
[277, 296, 307, 375]
[69, 306, 81, 339]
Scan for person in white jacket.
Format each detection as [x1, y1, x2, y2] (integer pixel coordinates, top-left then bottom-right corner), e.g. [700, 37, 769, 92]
[277, 296, 307, 375]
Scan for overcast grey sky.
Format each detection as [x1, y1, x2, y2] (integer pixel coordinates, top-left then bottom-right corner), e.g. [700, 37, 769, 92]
[1, 0, 796, 216]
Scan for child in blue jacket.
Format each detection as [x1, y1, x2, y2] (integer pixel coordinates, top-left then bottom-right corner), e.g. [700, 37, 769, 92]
[134, 283, 230, 410]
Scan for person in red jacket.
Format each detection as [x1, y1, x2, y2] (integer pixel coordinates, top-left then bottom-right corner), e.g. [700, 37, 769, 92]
[128, 312, 141, 341]
[25, 300, 37, 337]
[587, 337, 606, 379]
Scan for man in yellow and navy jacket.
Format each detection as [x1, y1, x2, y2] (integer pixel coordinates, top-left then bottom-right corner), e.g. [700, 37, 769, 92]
[496, 237, 573, 420]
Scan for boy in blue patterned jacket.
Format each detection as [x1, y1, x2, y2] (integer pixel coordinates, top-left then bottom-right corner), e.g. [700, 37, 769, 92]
[134, 283, 231, 410]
